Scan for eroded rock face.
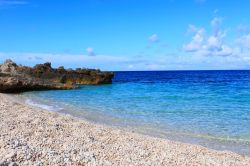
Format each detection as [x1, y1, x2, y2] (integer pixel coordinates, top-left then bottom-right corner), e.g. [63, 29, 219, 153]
[0, 59, 18, 73]
[0, 60, 114, 93]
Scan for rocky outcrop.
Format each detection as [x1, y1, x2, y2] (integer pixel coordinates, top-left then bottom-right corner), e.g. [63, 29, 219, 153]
[0, 60, 114, 93]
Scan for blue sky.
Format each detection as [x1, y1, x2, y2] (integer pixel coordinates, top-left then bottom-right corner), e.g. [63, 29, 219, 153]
[1, 0, 250, 70]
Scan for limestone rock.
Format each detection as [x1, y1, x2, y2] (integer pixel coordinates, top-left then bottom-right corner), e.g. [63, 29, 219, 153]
[0, 60, 114, 93]
[0, 59, 18, 74]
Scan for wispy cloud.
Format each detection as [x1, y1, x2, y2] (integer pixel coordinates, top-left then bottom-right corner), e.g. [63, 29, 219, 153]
[183, 25, 205, 52]
[149, 34, 159, 43]
[194, 0, 206, 4]
[0, 52, 136, 71]
[237, 35, 250, 49]
[1, 51, 250, 71]
[0, 0, 27, 6]
[236, 24, 250, 34]
[86, 47, 96, 56]
[210, 17, 223, 36]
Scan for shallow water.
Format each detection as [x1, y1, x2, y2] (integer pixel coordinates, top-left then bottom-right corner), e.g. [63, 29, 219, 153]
[21, 70, 250, 155]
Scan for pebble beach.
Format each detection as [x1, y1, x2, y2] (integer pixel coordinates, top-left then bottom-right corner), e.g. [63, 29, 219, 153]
[0, 93, 250, 166]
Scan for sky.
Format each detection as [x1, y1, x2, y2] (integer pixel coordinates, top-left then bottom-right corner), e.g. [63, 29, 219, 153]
[1, 0, 250, 71]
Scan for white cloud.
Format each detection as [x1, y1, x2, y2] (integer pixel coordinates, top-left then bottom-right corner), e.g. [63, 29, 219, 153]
[211, 17, 222, 29]
[206, 36, 221, 51]
[211, 17, 223, 36]
[183, 17, 233, 57]
[86, 47, 95, 56]
[2, 19, 250, 71]
[186, 24, 200, 34]
[183, 26, 205, 52]
[149, 34, 159, 42]
[214, 45, 233, 56]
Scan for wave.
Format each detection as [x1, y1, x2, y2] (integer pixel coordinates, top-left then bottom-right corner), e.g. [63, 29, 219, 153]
[25, 98, 64, 112]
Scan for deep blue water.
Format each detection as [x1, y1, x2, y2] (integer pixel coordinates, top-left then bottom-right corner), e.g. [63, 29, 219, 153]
[22, 70, 250, 154]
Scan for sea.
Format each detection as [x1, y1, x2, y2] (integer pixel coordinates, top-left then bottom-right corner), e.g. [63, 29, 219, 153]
[20, 70, 250, 155]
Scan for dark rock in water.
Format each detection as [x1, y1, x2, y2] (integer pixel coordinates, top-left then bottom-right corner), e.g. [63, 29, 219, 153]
[0, 60, 114, 93]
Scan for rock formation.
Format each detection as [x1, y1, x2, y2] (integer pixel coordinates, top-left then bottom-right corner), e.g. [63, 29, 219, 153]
[0, 60, 114, 93]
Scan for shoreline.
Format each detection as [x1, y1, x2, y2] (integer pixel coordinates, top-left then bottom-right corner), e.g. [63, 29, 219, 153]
[19, 92, 250, 156]
[1, 93, 250, 165]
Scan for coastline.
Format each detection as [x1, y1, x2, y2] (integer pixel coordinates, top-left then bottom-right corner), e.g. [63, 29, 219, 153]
[1, 93, 250, 165]
[20, 91, 250, 156]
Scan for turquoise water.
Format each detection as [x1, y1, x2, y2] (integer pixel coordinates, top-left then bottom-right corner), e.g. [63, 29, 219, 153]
[22, 71, 250, 154]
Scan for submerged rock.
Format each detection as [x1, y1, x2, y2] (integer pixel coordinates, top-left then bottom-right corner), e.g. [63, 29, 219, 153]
[0, 60, 114, 93]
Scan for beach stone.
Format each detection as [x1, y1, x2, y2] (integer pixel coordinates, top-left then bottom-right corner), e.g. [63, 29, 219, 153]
[0, 160, 8, 166]
[0, 93, 250, 165]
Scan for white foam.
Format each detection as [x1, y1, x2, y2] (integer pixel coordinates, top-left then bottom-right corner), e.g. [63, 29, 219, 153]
[25, 99, 63, 112]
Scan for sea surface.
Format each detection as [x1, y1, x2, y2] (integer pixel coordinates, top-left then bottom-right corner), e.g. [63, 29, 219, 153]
[21, 70, 250, 155]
